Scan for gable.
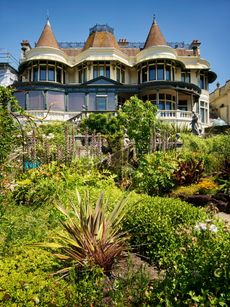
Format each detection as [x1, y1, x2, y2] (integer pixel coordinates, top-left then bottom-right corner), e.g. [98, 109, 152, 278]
[83, 76, 121, 86]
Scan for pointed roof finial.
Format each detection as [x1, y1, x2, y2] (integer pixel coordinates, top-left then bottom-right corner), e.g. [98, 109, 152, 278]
[153, 14, 156, 23]
[46, 9, 50, 26]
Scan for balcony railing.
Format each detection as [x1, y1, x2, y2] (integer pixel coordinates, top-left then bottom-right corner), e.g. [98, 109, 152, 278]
[22, 109, 193, 124]
[157, 110, 193, 120]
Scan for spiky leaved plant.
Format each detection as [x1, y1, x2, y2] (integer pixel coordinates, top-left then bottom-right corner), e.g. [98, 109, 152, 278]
[36, 190, 129, 277]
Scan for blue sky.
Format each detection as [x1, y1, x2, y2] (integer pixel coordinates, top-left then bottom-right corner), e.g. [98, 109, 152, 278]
[1, 0, 229, 91]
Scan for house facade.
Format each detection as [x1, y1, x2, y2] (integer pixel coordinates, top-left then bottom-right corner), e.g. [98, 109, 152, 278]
[0, 51, 18, 87]
[210, 80, 230, 125]
[14, 18, 216, 128]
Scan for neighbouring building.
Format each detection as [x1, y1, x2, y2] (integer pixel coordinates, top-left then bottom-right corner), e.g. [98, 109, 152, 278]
[13, 18, 216, 128]
[0, 51, 18, 87]
[210, 80, 230, 125]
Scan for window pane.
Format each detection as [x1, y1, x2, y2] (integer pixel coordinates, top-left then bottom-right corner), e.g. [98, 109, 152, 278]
[40, 66, 46, 81]
[47, 91, 65, 111]
[172, 68, 175, 80]
[149, 94, 156, 101]
[200, 108, 205, 122]
[181, 73, 185, 82]
[99, 66, 104, 76]
[96, 96, 107, 111]
[165, 101, 171, 110]
[48, 67, 55, 81]
[57, 68, 62, 83]
[83, 69, 87, 82]
[28, 91, 44, 110]
[149, 66, 156, 80]
[14, 92, 25, 109]
[159, 101, 164, 110]
[106, 67, 110, 78]
[68, 93, 85, 111]
[78, 71, 82, 83]
[200, 75, 205, 89]
[178, 100, 188, 111]
[186, 74, 190, 83]
[33, 67, 38, 81]
[157, 65, 164, 80]
[166, 66, 171, 80]
[121, 70, 125, 83]
[142, 66, 147, 82]
[116, 68, 120, 82]
[93, 67, 98, 79]
[166, 94, 171, 100]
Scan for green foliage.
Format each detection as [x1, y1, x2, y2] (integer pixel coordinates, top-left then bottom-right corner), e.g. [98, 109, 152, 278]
[133, 151, 178, 195]
[11, 161, 117, 206]
[118, 96, 158, 155]
[123, 195, 208, 266]
[80, 112, 120, 136]
[81, 96, 159, 155]
[149, 223, 230, 305]
[0, 87, 22, 164]
[123, 195, 230, 305]
[0, 248, 106, 306]
[181, 134, 230, 175]
[35, 190, 129, 275]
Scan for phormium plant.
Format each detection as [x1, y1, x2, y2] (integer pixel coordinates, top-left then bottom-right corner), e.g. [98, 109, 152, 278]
[34, 190, 129, 276]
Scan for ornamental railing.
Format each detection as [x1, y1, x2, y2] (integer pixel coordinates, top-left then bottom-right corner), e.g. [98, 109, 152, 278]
[58, 41, 191, 49]
[157, 110, 192, 120]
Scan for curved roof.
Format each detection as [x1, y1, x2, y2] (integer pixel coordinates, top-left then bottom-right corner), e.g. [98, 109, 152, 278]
[144, 19, 167, 49]
[83, 24, 120, 51]
[36, 19, 59, 49]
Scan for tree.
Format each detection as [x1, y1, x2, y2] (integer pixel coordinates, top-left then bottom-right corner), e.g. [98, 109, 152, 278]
[118, 96, 158, 155]
[0, 86, 22, 164]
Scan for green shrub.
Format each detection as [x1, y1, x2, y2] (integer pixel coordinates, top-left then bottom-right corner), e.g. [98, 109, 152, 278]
[0, 248, 105, 306]
[181, 134, 230, 175]
[11, 161, 117, 206]
[133, 151, 178, 196]
[123, 195, 208, 266]
[123, 194, 230, 305]
[149, 222, 230, 305]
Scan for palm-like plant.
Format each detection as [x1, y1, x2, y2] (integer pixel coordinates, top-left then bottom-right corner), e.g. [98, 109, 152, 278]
[37, 190, 129, 277]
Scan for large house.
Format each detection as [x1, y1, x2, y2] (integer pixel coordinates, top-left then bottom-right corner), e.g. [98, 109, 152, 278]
[14, 18, 216, 128]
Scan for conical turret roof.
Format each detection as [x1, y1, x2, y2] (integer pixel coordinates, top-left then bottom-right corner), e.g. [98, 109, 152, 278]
[83, 25, 120, 51]
[144, 18, 167, 49]
[36, 19, 59, 49]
